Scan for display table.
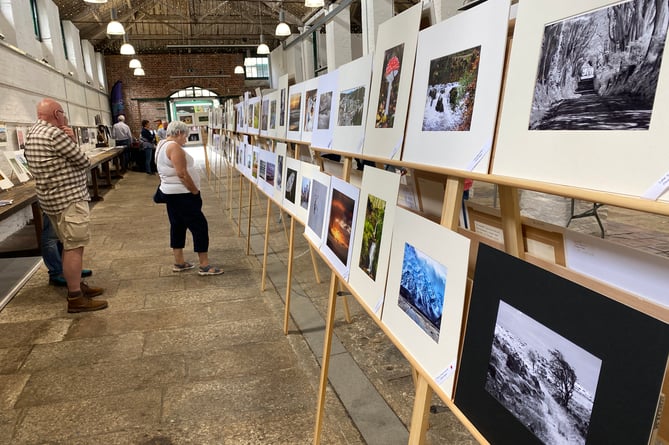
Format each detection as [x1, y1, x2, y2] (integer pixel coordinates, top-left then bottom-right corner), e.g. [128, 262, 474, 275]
[87, 147, 124, 201]
[0, 181, 42, 248]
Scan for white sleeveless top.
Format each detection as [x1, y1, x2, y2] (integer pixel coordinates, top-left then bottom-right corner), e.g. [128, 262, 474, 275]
[156, 139, 200, 194]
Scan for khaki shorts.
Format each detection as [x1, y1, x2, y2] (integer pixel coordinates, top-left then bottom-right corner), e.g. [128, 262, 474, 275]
[47, 201, 91, 250]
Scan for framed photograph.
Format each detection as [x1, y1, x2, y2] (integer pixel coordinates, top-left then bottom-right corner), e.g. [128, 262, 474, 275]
[491, 0, 669, 200]
[331, 54, 374, 155]
[362, 3, 422, 161]
[3, 151, 30, 183]
[273, 142, 288, 204]
[305, 169, 332, 248]
[260, 96, 270, 136]
[256, 148, 277, 198]
[179, 114, 194, 125]
[277, 74, 290, 139]
[381, 207, 470, 398]
[247, 97, 260, 136]
[282, 157, 303, 221]
[456, 244, 669, 445]
[320, 176, 360, 281]
[287, 81, 306, 141]
[311, 70, 339, 150]
[348, 167, 401, 316]
[0, 122, 7, 148]
[300, 77, 320, 144]
[266, 90, 279, 138]
[296, 162, 320, 224]
[402, 0, 510, 173]
[0, 166, 14, 190]
[235, 102, 244, 133]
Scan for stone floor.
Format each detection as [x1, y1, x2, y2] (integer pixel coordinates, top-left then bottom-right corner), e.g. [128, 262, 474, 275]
[0, 147, 667, 444]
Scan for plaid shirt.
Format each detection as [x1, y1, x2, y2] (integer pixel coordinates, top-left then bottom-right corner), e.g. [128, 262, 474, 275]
[25, 120, 90, 214]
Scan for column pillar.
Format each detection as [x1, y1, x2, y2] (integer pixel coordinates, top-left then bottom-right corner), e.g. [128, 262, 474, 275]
[325, 3, 352, 71]
[361, 0, 393, 54]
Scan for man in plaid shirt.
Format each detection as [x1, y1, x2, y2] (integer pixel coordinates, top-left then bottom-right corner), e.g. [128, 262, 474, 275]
[25, 98, 108, 313]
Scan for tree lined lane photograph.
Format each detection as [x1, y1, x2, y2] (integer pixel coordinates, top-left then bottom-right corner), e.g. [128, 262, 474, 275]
[530, 0, 668, 130]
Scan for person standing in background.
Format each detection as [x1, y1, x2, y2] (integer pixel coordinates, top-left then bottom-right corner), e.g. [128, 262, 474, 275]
[112, 114, 133, 171]
[156, 120, 167, 141]
[140, 119, 157, 175]
[25, 98, 107, 313]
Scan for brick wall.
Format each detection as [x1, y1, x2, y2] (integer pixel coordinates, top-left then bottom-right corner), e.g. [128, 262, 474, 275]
[104, 53, 262, 134]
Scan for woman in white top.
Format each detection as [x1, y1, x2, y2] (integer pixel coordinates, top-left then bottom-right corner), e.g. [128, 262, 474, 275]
[156, 121, 223, 275]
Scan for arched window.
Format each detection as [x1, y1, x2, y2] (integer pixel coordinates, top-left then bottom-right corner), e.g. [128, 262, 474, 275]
[170, 86, 218, 98]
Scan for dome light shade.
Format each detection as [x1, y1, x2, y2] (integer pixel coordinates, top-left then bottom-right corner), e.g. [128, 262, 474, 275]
[133, 67, 145, 76]
[257, 43, 270, 54]
[234, 65, 245, 74]
[275, 22, 291, 37]
[120, 42, 135, 55]
[305, 0, 324, 7]
[129, 58, 142, 68]
[107, 8, 125, 35]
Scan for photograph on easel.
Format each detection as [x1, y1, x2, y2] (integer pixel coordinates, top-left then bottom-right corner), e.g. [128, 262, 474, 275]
[338, 86, 366, 126]
[321, 176, 360, 280]
[529, 0, 666, 131]
[375, 43, 404, 129]
[486, 300, 601, 445]
[305, 170, 331, 248]
[456, 244, 669, 445]
[422, 46, 480, 132]
[289, 92, 302, 132]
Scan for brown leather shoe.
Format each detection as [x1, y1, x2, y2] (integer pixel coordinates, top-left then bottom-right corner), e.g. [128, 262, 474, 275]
[80, 282, 104, 298]
[67, 294, 108, 313]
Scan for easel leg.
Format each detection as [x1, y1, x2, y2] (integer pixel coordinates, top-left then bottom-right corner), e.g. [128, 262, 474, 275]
[313, 271, 339, 445]
[408, 373, 432, 445]
[261, 199, 271, 291]
[337, 282, 352, 323]
[246, 181, 253, 255]
[238, 174, 243, 237]
[283, 217, 296, 335]
[309, 245, 322, 284]
[280, 209, 289, 243]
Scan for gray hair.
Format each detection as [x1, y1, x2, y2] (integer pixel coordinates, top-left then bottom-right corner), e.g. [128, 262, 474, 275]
[166, 120, 189, 136]
[117, 115, 125, 122]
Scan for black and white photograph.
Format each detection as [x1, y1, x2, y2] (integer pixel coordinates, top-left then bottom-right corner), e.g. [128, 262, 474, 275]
[276, 154, 284, 190]
[422, 46, 480, 132]
[338, 86, 366, 126]
[303, 89, 318, 132]
[285, 167, 297, 203]
[289, 93, 302, 131]
[317, 91, 333, 130]
[486, 300, 601, 445]
[397, 242, 447, 343]
[300, 177, 311, 210]
[261, 99, 269, 131]
[265, 161, 275, 186]
[307, 179, 328, 241]
[259, 159, 267, 180]
[529, 0, 667, 130]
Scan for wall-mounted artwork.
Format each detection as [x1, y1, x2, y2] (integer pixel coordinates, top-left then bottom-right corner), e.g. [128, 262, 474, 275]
[312, 70, 339, 149]
[305, 170, 332, 248]
[381, 207, 470, 398]
[321, 176, 360, 281]
[456, 244, 669, 445]
[362, 3, 422, 161]
[287, 81, 306, 141]
[349, 167, 401, 315]
[491, 0, 669, 200]
[282, 157, 302, 221]
[331, 54, 374, 155]
[402, 0, 510, 173]
[273, 142, 287, 204]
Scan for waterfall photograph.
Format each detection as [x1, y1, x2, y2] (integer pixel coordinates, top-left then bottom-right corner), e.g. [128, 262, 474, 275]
[422, 46, 480, 132]
[529, 0, 667, 130]
[358, 194, 387, 281]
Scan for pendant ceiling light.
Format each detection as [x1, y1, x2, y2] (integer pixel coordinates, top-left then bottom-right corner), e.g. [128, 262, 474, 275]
[119, 35, 135, 55]
[133, 67, 145, 76]
[129, 58, 142, 69]
[106, 8, 125, 35]
[275, 10, 291, 37]
[304, 0, 324, 8]
[257, 35, 270, 55]
[234, 65, 245, 74]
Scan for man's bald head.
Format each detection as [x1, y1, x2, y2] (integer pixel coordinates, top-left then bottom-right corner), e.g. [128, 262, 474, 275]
[36, 98, 66, 127]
